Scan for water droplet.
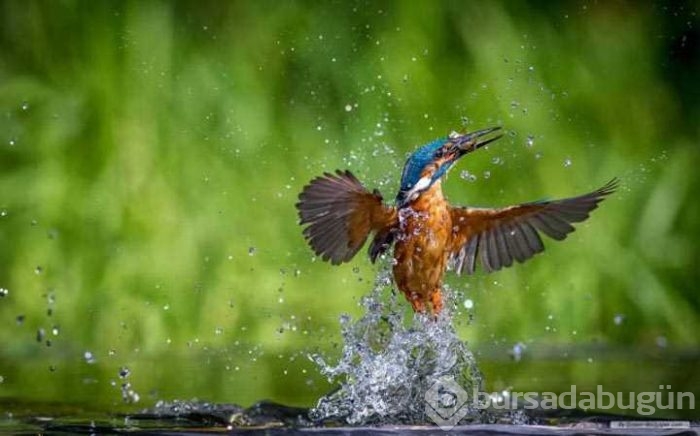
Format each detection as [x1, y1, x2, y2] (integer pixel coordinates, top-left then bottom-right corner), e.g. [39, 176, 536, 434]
[613, 314, 625, 325]
[8, 138, 16, 146]
[0, 288, 8, 298]
[121, 382, 140, 403]
[16, 315, 25, 325]
[119, 367, 131, 378]
[215, 327, 224, 335]
[587, 357, 594, 363]
[248, 247, 256, 256]
[84, 351, 96, 364]
[36, 328, 45, 342]
[21, 101, 29, 111]
[463, 299, 474, 310]
[459, 170, 477, 182]
[483, 170, 491, 179]
[656, 336, 668, 348]
[345, 104, 353, 112]
[51, 325, 59, 336]
[534, 152, 543, 160]
[511, 342, 526, 362]
[525, 135, 534, 148]
[491, 156, 503, 165]
[563, 158, 572, 167]
[528, 65, 535, 72]
[34, 266, 43, 275]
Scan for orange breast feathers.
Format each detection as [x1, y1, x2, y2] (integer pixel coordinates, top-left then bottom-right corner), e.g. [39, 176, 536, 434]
[392, 182, 452, 313]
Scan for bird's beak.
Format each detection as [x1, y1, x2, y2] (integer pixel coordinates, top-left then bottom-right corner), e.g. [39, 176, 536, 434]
[449, 126, 503, 159]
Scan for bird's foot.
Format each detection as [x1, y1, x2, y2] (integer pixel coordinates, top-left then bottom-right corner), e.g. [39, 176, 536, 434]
[408, 295, 427, 313]
[430, 291, 443, 315]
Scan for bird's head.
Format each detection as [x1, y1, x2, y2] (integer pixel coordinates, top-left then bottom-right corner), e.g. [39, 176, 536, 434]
[396, 126, 502, 207]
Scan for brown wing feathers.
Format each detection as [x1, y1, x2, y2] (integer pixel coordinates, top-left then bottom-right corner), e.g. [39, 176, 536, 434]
[296, 170, 397, 265]
[449, 178, 618, 274]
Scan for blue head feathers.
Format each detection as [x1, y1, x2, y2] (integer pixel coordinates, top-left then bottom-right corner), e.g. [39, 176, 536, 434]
[399, 137, 448, 191]
[397, 137, 450, 201]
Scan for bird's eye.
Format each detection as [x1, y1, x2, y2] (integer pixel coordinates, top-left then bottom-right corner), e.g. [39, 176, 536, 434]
[434, 149, 444, 158]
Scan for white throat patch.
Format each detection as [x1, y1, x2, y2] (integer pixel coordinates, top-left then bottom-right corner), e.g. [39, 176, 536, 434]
[405, 176, 432, 201]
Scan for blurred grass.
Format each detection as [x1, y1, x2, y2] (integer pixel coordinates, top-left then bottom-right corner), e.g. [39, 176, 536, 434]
[0, 0, 699, 409]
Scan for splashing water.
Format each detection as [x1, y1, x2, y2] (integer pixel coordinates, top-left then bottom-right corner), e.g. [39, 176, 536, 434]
[308, 268, 483, 425]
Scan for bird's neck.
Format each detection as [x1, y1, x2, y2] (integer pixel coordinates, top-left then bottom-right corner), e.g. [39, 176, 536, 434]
[410, 180, 445, 213]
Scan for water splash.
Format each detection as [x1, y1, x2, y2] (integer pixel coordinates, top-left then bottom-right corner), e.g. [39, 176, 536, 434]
[308, 268, 483, 425]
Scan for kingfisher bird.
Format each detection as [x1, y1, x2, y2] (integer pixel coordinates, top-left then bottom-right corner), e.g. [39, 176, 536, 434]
[296, 127, 617, 314]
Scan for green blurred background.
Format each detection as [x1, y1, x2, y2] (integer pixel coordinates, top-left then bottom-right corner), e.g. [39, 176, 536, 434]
[1, 0, 699, 419]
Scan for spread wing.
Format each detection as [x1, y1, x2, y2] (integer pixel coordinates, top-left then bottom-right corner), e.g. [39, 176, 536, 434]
[296, 170, 398, 265]
[448, 178, 618, 274]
